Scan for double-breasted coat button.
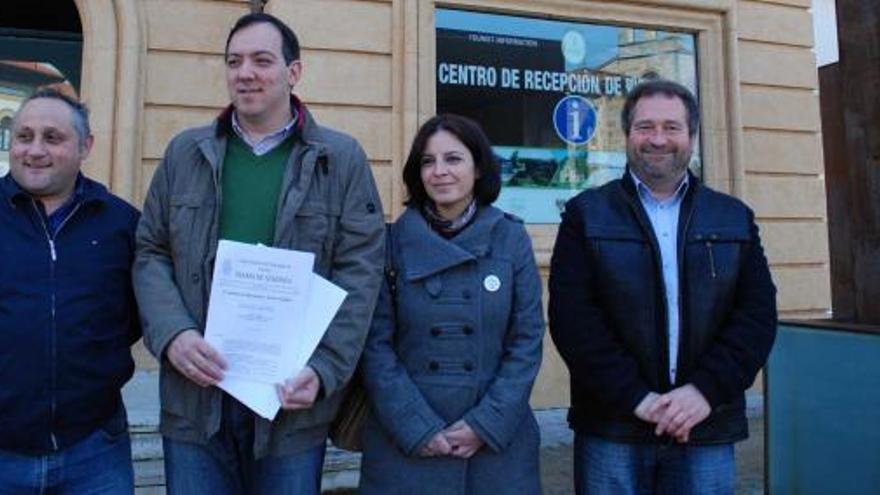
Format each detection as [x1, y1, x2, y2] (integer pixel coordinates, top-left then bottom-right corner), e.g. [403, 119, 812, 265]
[430, 327, 442, 337]
[463, 325, 473, 335]
[191, 273, 200, 284]
[463, 361, 474, 372]
[429, 361, 440, 371]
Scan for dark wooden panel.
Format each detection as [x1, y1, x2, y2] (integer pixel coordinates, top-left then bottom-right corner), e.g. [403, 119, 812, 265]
[819, 63, 855, 321]
[825, 1, 880, 324]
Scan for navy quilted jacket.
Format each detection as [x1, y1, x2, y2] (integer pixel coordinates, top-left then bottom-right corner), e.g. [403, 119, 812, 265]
[0, 174, 140, 454]
[549, 172, 777, 444]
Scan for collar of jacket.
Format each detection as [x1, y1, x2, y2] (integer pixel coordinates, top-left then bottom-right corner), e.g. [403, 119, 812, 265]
[618, 165, 701, 202]
[214, 94, 308, 139]
[616, 165, 706, 265]
[197, 95, 327, 174]
[1, 172, 108, 210]
[396, 205, 503, 281]
[616, 166, 703, 243]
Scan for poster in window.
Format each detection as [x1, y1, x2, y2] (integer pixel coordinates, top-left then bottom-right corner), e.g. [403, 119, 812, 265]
[436, 9, 701, 223]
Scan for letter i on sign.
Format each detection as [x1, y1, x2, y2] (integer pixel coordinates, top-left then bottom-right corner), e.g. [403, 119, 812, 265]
[553, 95, 598, 146]
[568, 100, 581, 140]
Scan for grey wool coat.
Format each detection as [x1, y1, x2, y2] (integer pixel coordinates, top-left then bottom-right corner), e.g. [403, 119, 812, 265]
[359, 206, 545, 494]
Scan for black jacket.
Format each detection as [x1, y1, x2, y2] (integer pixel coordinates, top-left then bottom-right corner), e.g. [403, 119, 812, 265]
[549, 172, 777, 444]
[0, 174, 140, 454]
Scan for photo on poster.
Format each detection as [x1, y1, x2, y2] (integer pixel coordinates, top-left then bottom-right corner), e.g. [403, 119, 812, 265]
[436, 9, 702, 223]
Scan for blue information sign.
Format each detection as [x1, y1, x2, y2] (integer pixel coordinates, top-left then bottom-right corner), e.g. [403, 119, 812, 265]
[553, 95, 597, 146]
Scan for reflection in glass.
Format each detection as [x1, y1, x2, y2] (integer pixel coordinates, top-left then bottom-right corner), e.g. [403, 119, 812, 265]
[436, 9, 701, 223]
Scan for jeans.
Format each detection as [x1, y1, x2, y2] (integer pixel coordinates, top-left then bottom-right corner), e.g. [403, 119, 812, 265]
[163, 396, 326, 495]
[0, 416, 134, 494]
[574, 434, 735, 495]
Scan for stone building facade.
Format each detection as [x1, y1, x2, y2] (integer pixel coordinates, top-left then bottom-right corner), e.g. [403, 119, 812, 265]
[3, 0, 829, 408]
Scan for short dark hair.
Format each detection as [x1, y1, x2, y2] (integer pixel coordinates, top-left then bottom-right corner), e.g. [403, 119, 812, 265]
[16, 88, 91, 149]
[225, 13, 300, 64]
[621, 79, 700, 138]
[403, 114, 501, 209]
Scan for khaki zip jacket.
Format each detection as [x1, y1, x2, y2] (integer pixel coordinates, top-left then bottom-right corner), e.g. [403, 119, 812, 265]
[133, 100, 385, 457]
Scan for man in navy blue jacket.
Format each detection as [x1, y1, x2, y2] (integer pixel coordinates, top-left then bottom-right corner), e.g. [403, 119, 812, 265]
[0, 89, 140, 492]
[549, 79, 777, 495]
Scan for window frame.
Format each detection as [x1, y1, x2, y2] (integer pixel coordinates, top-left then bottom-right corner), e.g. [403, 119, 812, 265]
[433, 8, 705, 224]
[396, 0, 742, 260]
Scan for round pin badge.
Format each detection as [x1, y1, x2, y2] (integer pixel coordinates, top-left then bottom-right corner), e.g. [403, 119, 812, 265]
[483, 275, 501, 292]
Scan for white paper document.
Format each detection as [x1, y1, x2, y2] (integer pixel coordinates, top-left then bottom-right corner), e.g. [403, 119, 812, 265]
[204, 240, 347, 419]
[220, 274, 348, 419]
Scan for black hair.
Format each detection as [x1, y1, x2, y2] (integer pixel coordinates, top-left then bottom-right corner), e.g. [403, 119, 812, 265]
[402, 114, 501, 209]
[225, 13, 300, 64]
[621, 78, 700, 138]
[16, 88, 91, 149]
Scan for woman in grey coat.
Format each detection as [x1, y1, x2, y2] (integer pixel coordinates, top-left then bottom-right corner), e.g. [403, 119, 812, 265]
[359, 114, 545, 494]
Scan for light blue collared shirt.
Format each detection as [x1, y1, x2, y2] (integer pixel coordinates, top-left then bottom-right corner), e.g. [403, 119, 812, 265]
[231, 109, 298, 156]
[630, 171, 689, 384]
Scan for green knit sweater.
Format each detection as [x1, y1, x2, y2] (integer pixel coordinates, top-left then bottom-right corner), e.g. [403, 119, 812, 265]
[218, 134, 294, 244]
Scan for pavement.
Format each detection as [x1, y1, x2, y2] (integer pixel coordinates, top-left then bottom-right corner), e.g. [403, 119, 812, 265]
[125, 371, 764, 494]
[321, 416, 765, 495]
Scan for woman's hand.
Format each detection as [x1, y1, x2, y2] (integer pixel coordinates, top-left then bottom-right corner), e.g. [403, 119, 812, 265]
[443, 420, 484, 459]
[418, 432, 453, 457]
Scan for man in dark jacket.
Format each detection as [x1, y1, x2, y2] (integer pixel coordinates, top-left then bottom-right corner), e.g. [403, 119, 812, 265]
[134, 12, 384, 494]
[549, 79, 777, 495]
[0, 89, 140, 492]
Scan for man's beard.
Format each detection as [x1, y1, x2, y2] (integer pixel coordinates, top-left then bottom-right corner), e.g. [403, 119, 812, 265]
[627, 145, 691, 182]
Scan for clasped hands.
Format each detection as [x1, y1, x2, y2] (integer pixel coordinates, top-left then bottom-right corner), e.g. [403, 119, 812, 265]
[167, 329, 320, 410]
[634, 384, 711, 443]
[419, 420, 484, 459]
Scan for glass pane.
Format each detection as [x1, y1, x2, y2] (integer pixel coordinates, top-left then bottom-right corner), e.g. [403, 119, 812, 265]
[0, 60, 77, 176]
[436, 9, 701, 223]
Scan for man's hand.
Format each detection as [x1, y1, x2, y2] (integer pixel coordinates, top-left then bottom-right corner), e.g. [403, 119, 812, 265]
[442, 420, 484, 459]
[276, 366, 321, 411]
[418, 432, 453, 457]
[652, 384, 711, 443]
[167, 329, 226, 387]
[634, 391, 667, 423]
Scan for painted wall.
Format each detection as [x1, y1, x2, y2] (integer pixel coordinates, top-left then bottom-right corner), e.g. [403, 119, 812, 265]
[75, 0, 830, 407]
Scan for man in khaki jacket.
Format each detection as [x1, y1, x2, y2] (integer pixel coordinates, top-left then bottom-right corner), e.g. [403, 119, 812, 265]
[133, 13, 384, 494]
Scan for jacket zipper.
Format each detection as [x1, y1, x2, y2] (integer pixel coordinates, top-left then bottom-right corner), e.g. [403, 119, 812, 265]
[705, 241, 717, 278]
[31, 200, 82, 451]
[673, 201, 696, 386]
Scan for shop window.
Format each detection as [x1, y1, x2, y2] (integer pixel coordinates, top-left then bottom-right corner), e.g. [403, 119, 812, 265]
[436, 9, 701, 223]
[0, 0, 82, 176]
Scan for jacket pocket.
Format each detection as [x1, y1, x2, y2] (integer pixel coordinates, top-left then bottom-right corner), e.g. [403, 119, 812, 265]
[687, 228, 749, 282]
[169, 194, 214, 321]
[583, 224, 653, 291]
[291, 202, 340, 274]
[169, 194, 211, 268]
